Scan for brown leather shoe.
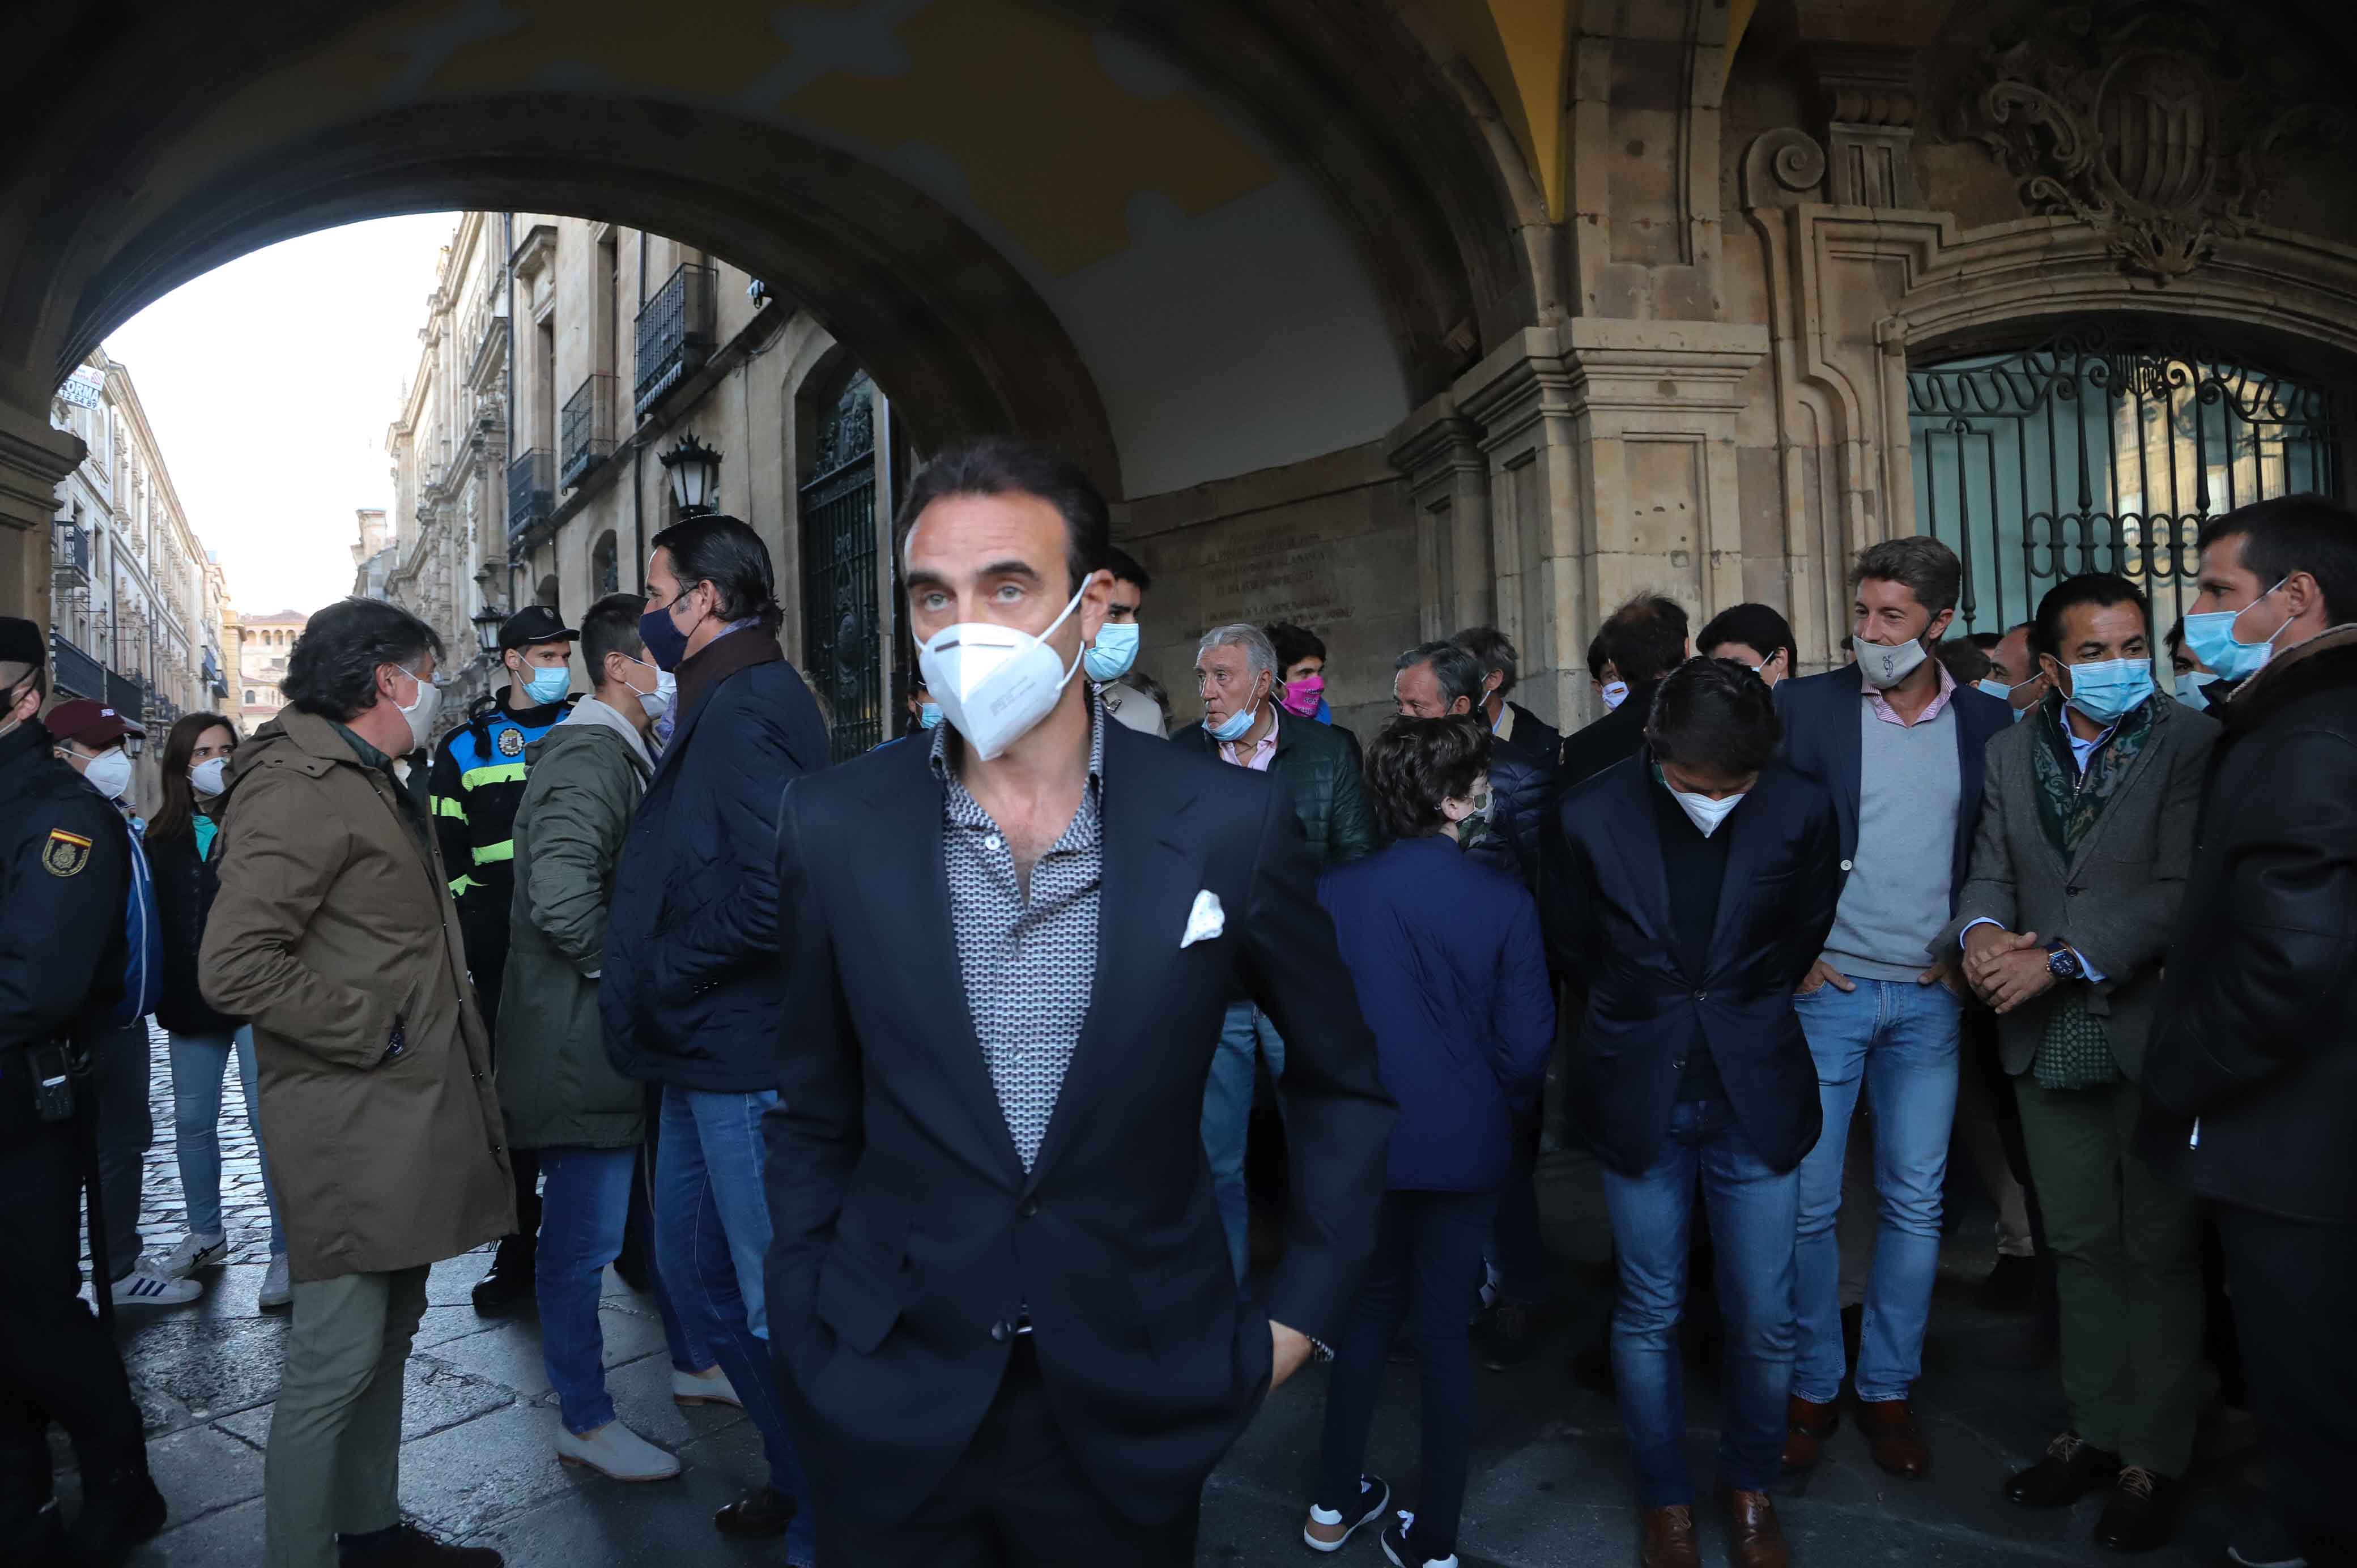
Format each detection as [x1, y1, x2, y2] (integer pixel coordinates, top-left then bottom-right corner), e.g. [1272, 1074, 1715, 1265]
[1781, 1394, 1838, 1472]
[1718, 1486, 1790, 1568]
[1639, 1505, 1701, 1568]
[1856, 1397, 1931, 1478]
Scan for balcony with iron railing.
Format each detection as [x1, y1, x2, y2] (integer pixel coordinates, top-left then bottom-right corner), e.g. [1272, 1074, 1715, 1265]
[507, 449, 555, 550]
[51, 523, 90, 589]
[634, 263, 716, 420]
[560, 374, 616, 489]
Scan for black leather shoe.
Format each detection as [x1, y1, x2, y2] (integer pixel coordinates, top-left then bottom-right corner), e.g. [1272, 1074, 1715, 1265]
[470, 1236, 535, 1315]
[2006, 1431, 2122, 1508]
[1981, 1252, 2039, 1312]
[2094, 1467, 2182, 1553]
[66, 1466, 165, 1564]
[714, 1487, 796, 1539]
[338, 1522, 501, 1565]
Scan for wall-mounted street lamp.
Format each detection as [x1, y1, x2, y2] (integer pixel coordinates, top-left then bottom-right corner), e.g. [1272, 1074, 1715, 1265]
[660, 435, 722, 518]
[472, 601, 508, 659]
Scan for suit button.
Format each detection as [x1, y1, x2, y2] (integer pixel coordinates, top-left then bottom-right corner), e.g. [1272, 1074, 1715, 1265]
[990, 1320, 1011, 1343]
[1019, 1197, 1039, 1218]
[1839, 858, 1854, 872]
[1692, 990, 1707, 1002]
[2067, 886, 2081, 897]
[1670, 1058, 1686, 1071]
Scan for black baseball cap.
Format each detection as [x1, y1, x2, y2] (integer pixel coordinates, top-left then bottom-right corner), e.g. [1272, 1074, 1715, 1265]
[0, 616, 43, 670]
[497, 605, 577, 651]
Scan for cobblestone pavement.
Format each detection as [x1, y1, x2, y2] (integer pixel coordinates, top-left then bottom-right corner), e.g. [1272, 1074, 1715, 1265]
[63, 1029, 2261, 1566]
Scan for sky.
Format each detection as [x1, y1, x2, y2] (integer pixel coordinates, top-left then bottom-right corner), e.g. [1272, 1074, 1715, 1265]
[102, 212, 461, 619]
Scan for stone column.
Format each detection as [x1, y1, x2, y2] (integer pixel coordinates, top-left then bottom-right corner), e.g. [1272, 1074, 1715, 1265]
[1386, 403, 1493, 642]
[1453, 321, 1765, 732]
[0, 399, 80, 626]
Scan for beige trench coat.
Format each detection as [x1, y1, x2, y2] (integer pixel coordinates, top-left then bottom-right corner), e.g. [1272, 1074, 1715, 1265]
[200, 708, 514, 1281]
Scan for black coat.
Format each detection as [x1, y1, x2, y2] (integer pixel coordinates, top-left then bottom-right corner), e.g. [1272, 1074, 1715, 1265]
[1167, 707, 1376, 866]
[1541, 755, 1839, 1175]
[1503, 700, 1561, 764]
[762, 718, 1395, 1528]
[600, 651, 831, 1093]
[1556, 680, 1657, 789]
[0, 719, 129, 1055]
[1463, 729, 1553, 891]
[147, 824, 240, 1037]
[2138, 627, 2357, 1224]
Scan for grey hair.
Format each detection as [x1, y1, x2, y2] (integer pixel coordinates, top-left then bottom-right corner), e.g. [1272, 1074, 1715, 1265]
[1197, 623, 1277, 683]
[1396, 640, 1487, 708]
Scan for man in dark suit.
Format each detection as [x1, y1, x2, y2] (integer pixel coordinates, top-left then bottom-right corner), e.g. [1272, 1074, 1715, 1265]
[763, 438, 1396, 1565]
[1545, 658, 1839, 1568]
[2138, 496, 2357, 1568]
[1558, 594, 1690, 787]
[1771, 536, 2012, 1481]
[1455, 625, 1562, 762]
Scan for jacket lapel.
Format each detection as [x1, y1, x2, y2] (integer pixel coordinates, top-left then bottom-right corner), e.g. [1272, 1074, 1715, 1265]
[2063, 699, 2169, 866]
[1599, 759, 1679, 969]
[859, 743, 1028, 1188]
[1702, 772, 1782, 970]
[1025, 728, 1202, 1190]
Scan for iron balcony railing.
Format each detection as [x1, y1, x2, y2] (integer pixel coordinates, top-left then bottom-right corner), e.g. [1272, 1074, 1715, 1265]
[507, 449, 555, 549]
[49, 632, 104, 703]
[51, 523, 90, 587]
[634, 263, 716, 419]
[105, 669, 142, 721]
[560, 374, 616, 489]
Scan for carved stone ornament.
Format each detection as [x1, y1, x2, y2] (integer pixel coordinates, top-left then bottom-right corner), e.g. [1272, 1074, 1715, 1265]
[1959, 2, 2346, 282]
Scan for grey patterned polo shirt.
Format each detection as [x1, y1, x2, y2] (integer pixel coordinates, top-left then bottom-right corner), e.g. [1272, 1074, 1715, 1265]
[929, 701, 1105, 1171]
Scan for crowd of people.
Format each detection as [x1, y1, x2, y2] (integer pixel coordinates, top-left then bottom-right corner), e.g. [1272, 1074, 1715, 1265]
[2, 440, 2352, 1568]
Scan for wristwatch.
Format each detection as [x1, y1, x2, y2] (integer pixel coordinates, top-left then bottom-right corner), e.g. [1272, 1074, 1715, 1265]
[2045, 941, 2084, 981]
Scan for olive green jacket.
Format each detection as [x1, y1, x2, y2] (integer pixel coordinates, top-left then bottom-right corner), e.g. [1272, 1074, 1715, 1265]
[496, 698, 654, 1151]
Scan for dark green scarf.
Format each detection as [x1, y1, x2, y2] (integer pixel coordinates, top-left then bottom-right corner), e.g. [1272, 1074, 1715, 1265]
[2024, 694, 2155, 1090]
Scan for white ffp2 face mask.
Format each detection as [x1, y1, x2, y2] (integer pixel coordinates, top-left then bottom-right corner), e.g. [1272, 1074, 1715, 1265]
[1667, 783, 1745, 837]
[190, 757, 231, 797]
[917, 581, 1090, 761]
[80, 747, 134, 802]
[394, 665, 441, 753]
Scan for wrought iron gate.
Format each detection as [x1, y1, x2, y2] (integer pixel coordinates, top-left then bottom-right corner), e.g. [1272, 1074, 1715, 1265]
[1907, 324, 2342, 636]
[798, 373, 882, 760]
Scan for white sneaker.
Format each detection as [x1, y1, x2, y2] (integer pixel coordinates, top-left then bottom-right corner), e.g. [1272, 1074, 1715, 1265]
[156, 1232, 227, 1279]
[672, 1365, 741, 1408]
[555, 1420, 682, 1481]
[258, 1252, 292, 1313]
[112, 1262, 201, 1307]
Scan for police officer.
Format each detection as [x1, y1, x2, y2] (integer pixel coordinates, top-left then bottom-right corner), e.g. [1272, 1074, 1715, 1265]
[0, 617, 167, 1564]
[428, 603, 576, 1313]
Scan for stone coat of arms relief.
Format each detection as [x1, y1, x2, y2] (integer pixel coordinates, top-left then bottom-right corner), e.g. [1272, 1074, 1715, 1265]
[1957, 2, 2346, 282]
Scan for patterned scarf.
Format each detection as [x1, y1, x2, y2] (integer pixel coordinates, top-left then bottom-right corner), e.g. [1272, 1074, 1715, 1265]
[2024, 694, 2155, 1090]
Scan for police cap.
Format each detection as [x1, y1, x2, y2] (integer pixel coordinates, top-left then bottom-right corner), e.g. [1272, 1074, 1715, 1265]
[498, 605, 577, 651]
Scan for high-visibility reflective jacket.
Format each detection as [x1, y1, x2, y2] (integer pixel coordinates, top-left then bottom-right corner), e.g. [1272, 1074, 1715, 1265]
[429, 689, 572, 968]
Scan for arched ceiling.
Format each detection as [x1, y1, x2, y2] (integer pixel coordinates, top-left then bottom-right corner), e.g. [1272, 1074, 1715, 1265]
[0, 0, 1537, 500]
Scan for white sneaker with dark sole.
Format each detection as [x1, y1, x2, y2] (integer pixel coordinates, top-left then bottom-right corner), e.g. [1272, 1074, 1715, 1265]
[1304, 1475, 1390, 1553]
[155, 1232, 228, 1279]
[112, 1264, 201, 1307]
[556, 1420, 682, 1481]
[673, 1365, 741, 1407]
[1381, 1511, 1458, 1568]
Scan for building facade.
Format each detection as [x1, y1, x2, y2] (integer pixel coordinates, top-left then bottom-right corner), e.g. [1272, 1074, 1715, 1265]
[11, 0, 2357, 744]
[380, 211, 893, 756]
[229, 608, 306, 737]
[47, 350, 231, 737]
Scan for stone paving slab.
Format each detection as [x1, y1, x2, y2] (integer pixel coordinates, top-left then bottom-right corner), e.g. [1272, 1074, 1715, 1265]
[75, 1024, 2251, 1565]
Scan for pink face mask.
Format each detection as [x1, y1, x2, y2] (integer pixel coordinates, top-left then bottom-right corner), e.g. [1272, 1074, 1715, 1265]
[1277, 674, 1324, 718]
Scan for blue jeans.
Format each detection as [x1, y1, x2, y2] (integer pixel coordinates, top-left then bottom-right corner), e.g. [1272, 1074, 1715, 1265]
[1601, 1097, 1798, 1506]
[168, 1025, 284, 1252]
[535, 1147, 639, 1434]
[1317, 1188, 1495, 1562]
[1202, 1000, 1284, 1282]
[654, 1086, 811, 1552]
[1790, 978, 1962, 1404]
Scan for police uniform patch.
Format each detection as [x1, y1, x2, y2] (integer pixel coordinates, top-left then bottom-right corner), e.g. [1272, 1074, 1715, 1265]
[42, 828, 91, 877]
[496, 727, 525, 757]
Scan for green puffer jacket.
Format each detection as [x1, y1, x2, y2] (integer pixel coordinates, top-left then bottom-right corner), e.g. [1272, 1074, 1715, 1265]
[1172, 706, 1376, 866]
[496, 698, 656, 1151]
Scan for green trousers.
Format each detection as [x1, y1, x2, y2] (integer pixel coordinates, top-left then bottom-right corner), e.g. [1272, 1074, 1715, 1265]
[265, 1265, 431, 1568]
[2013, 1076, 2205, 1476]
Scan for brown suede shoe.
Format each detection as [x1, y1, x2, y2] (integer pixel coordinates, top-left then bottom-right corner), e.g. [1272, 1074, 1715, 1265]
[1640, 1505, 1701, 1568]
[1718, 1487, 1790, 1568]
[1781, 1394, 1839, 1472]
[1856, 1397, 1931, 1478]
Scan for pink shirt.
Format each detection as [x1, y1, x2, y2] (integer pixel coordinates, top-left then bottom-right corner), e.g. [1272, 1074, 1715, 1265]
[1863, 658, 1958, 727]
[1217, 708, 1280, 772]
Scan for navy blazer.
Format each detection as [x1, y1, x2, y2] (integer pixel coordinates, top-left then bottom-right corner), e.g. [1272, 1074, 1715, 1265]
[1771, 663, 2012, 902]
[1542, 755, 1840, 1175]
[1318, 836, 1554, 1193]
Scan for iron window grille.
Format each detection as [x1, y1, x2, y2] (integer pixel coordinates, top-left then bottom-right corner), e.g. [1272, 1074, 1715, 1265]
[633, 263, 716, 420]
[560, 374, 616, 489]
[507, 449, 555, 551]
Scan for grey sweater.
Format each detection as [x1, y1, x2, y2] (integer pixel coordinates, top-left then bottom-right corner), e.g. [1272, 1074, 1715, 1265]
[1823, 700, 1961, 982]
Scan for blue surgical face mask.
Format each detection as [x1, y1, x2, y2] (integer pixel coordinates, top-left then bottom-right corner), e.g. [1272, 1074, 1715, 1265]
[520, 664, 571, 704]
[1976, 677, 2013, 704]
[1083, 620, 1141, 683]
[1205, 694, 1260, 743]
[918, 702, 943, 730]
[2173, 671, 2210, 711]
[2058, 657, 2154, 725]
[2181, 579, 2290, 682]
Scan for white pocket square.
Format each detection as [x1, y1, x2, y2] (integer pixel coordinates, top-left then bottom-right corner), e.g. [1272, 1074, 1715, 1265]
[1180, 890, 1226, 948]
